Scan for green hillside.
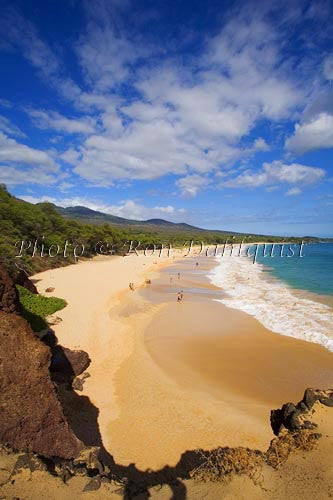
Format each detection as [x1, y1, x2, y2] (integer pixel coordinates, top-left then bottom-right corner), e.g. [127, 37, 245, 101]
[0, 184, 315, 275]
[54, 205, 217, 232]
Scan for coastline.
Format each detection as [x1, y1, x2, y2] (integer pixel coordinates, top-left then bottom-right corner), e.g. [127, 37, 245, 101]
[32, 250, 333, 472]
[208, 249, 333, 351]
[32, 251, 185, 456]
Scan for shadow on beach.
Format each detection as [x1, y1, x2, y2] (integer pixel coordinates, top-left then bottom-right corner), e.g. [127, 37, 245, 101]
[56, 386, 200, 499]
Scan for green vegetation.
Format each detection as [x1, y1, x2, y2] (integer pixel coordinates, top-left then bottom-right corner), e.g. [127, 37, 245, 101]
[0, 184, 320, 277]
[16, 285, 67, 332]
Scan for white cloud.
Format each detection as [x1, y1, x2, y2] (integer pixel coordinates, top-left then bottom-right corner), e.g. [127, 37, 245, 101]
[286, 187, 301, 196]
[252, 138, 270, 152]
[0, 132, 55, 167]
[176, 174, 210, 197]
[73, 119, 216, 185]
[286, 112, 333, 154]
[0, 166, 58, 186]
[0, 131, 59, 186]
[0, 115, 25, 138]
[66, 7, 302, 189]
[1, 2, 327, 198]
[224, 161, 325, 188]
[28, 110, 96, 134]
[60, 148, 81, 164]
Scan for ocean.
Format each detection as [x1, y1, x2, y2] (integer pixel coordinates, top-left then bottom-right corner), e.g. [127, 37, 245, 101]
[255, 242, 333, 296]
[208, 242, 333, 351]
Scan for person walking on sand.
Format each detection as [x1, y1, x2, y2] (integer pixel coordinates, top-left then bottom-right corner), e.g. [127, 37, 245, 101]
[177, 272, 180, 279]
[129, 282, 134, 291]
[177, 290, 184, 302]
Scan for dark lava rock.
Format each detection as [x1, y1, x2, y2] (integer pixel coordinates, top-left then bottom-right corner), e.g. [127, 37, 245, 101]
[302, 388, 333, 409]
[0, 311, 83, 459]
[0, 264, 21, 314]
[83, 477, 102, 492]
[72, 377, 84, 391]
[50, 346, 91, 377]
[271, 388, 333, 435]
[14, 269, 38, 294]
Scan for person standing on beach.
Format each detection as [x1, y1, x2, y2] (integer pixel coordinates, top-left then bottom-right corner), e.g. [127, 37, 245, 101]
[129, 282, 134, 291]
[177, 272, 180, 279]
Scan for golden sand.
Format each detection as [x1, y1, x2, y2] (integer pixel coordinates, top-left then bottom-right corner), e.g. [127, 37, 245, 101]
[1, 252, 333, 499]
[32, 253, 333, 472]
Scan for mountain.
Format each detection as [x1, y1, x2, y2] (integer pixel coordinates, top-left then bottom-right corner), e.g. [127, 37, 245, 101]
[54, 205, 140, 226]
[0, 185, 316, 277]
[54, 205, 218, 233]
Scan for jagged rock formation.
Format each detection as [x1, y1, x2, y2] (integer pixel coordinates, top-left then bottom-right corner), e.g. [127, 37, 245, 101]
[270, 388, 333, 435]
[0, 311, 84, 459]
[0, 264, 21, 314]
[40, 331, 91, 385]
[0, 263, 88, 459]
[50, 345, 91, 378]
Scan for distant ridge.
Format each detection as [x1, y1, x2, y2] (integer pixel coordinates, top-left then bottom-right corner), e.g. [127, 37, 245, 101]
[54, 205, 139, 225]
[53, 205, 223, 233]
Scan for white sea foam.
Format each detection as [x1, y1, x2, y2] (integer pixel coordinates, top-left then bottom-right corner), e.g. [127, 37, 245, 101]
[208, 255, 333, 352]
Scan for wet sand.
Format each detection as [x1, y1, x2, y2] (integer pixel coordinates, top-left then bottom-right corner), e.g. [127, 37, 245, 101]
[144, 257, 333, 404]
[30, 251, 333, 471]
[106, 256, 333, 469]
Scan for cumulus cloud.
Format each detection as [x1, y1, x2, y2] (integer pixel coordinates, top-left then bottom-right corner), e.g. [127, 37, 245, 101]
[252, 138, 270, 152]
[3, 3, 304, 190]
[0, 131, 60, 186]
[286, 187, 301, 196]
[0, 132, 55, 167]
[0, 166, 58, 186]
[286, 113, 333, 154]
[224, 161, 325, 188]
[176, 174, 211, 197]
[28, 110, 96, 134]
[1, 1, 330, 199]
[72, 30, 301, 186]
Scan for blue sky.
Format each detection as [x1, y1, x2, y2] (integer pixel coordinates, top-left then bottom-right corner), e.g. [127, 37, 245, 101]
[0, 0, 332, 236]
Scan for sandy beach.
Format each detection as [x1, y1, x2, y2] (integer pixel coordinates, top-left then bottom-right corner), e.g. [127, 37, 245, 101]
[31, 251, 333, 473]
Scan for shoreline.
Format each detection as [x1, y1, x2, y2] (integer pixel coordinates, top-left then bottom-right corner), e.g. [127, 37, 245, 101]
[33, 251, 333, 471]
[32, 252, 186, 454]
[208, 248, 333, 351]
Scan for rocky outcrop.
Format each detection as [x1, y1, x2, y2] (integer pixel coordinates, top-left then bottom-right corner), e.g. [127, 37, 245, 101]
[14, 269, 38, 294]
[50, 345, 91, 378]
[0, 264, 21, 314]
[270, 388, 333, 435]
[40, 332, 91, 385]
[0, 311, 84, 459]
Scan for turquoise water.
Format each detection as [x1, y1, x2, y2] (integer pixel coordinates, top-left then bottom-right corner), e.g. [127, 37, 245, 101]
[254, 242, 333, 296]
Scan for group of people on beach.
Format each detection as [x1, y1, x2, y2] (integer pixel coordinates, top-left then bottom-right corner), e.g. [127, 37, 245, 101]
[129, 262, 200, 302]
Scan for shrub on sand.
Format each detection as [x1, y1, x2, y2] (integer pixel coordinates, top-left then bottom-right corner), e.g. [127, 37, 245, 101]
[16, 285, 67, 332]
